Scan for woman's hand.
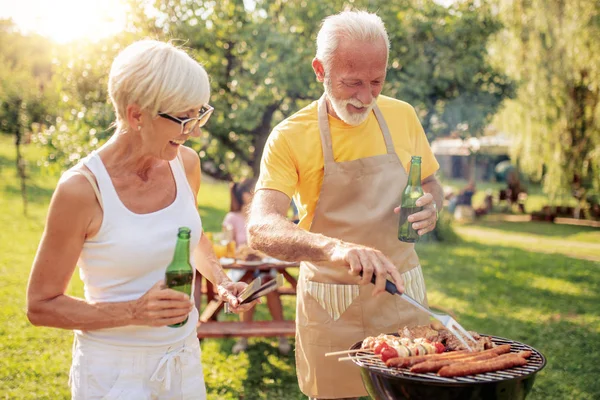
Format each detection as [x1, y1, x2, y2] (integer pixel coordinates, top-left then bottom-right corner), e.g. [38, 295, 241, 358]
[216, 281, 259, 313]
[132, 281, 194, 327]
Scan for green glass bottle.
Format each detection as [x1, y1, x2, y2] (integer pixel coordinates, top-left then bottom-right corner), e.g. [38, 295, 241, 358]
[165, 227, 194, 328]
[398, 156, 424, 243]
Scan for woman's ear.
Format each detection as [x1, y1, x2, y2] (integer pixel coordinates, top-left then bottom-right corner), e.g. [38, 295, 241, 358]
[125, 104, 143, 131]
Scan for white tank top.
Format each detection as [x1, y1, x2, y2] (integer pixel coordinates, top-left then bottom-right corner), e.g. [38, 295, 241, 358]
[75, 151, 202, 346]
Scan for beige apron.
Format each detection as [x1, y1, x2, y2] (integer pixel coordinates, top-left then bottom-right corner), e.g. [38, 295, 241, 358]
[295, 95, 430, 399]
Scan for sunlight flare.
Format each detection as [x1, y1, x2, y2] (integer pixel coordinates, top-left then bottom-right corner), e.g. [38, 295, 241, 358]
[0, 0, 128, 43]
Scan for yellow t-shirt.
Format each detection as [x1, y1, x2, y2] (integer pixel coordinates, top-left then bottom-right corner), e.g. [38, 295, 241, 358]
[256, 95, 440, 230]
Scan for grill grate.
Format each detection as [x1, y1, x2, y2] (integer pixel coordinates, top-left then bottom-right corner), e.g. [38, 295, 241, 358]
[351, 335, 546, 384]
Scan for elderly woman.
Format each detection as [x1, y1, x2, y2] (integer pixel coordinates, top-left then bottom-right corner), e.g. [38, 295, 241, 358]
[26, 40, 253, 399]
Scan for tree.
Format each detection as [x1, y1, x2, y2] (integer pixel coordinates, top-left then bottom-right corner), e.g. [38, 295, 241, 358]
[0, 20, 54, 215]
[382, 0, 514, 139]
[34, 1, 511, 181]
[491, 0, 600, 213]
[126, 0, 511, 178]
[34, 37, 133, 174]
[127, 0, 332, 178]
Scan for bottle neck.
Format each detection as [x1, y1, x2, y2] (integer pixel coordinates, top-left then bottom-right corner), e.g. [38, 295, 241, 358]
[408, 163, 421, 187]
[172, 238, 190, 264]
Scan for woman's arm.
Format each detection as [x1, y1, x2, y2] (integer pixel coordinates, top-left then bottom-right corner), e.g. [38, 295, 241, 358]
[179, 147, 254, 312]
[179, 147, 230, 286]
[26, 170, 193, 330]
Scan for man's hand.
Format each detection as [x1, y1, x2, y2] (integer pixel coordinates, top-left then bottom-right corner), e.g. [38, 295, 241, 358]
[329, 243, 404, 296]
[394, 192, 438, 236]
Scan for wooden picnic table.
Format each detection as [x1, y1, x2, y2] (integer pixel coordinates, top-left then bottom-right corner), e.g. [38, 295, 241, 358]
[195, 260, 299, 339]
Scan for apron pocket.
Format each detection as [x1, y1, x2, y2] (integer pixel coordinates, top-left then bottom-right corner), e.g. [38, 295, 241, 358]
[299, 279, 365, 347]
[304, 280, 360, 322]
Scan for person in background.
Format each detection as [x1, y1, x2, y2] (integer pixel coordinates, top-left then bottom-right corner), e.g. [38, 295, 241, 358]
[247, 10, 442, 400]
[223, 178, 291, 355]
[453, 180, 476, 221]
[503, 170, 527, 213]
[26, 40, 254, 400]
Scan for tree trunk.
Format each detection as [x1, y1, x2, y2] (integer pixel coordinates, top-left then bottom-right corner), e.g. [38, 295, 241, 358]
[15, 129, 28, 216]
[250, 102, 281, 177]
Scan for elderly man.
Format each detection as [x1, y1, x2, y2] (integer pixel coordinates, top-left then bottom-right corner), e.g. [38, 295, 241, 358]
[247, 10, 443, 400]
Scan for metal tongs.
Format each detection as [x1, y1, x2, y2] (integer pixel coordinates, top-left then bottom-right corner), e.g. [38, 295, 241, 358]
[224, 274, 284, 313]
[365, 272, 477, 351]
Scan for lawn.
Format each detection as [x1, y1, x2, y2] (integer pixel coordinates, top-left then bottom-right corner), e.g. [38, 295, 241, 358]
[1, 136, 599, 399]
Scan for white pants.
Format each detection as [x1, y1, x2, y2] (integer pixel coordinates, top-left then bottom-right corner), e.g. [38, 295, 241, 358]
[70, 331, 206, 400]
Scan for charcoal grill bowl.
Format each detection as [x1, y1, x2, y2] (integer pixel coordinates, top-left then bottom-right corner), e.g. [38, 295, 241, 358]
[352, 334, 546, 400]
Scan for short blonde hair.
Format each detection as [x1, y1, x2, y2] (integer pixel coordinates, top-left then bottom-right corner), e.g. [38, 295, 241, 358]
[316, 10, 389, 72]
[108, 40, 210, 130]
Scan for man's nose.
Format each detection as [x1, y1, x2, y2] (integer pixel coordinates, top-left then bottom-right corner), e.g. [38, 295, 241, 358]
[355, 86, 373, 106]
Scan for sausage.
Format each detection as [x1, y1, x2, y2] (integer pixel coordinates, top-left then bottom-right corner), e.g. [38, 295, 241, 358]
[438, 351, 531, 377]
[517, 350, 532, 358]
[409, 345, 512, 373]
[386, 343, 512, 369]
[385, 350, 471, 368]
[411, 352, 497, 373]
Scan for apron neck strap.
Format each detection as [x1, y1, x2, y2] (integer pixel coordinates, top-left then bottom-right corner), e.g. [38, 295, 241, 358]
[372, 104, 396, 154]
[317, 95, 335, 165]
[317, 94, 396, 166]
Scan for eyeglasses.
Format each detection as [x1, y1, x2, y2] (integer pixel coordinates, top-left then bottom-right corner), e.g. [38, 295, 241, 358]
[158, 104, 214, 135]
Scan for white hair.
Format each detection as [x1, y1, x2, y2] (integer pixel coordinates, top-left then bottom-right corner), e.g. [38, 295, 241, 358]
[108, 40, 210, 130]
[316, 10, 390, 72]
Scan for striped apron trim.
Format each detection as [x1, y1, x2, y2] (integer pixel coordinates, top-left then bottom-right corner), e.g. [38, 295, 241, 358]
[304, 280, 360, 321]
[304, 265, 426, 321]
[403, 265, 426, 305]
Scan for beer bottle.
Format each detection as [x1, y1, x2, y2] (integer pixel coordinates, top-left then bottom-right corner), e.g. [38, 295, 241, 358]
[165, 227, 194, 327]
[398, 156, 424, 243]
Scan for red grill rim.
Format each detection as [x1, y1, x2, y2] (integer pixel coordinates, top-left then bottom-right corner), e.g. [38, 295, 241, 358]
[350, 334, 546, 386]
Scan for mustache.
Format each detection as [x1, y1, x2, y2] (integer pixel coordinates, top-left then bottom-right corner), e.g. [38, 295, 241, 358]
[344, 97, 375, 109]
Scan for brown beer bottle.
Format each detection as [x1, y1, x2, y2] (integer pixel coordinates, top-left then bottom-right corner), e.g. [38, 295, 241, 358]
[165, 227, 194, 327]
[398, 156, 423, 242]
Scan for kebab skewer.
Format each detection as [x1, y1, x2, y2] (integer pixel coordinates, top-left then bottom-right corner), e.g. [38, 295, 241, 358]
[360, 334, 446, 363]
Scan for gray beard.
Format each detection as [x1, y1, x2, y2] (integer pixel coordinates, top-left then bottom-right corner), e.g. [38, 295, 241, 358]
[324, 77, 375, 126]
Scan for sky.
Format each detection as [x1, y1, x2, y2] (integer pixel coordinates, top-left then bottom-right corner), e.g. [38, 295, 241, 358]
[0, 0, 128, 43]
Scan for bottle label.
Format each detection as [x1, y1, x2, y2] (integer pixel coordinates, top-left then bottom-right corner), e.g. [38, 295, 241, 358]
[165, 270, 193, 296]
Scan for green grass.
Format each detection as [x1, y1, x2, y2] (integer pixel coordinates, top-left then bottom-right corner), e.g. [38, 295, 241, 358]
[454, 219, 600, 262]
[1, 135, 599, 399]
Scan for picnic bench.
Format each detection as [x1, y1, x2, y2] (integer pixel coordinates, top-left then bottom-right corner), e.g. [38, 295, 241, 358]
[195, 260, 299, 339]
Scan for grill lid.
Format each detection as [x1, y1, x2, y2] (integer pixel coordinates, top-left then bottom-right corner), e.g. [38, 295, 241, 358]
[350, 335, 546, 386]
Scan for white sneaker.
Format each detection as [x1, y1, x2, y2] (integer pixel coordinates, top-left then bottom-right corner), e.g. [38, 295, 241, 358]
[232, 338, 248, 354]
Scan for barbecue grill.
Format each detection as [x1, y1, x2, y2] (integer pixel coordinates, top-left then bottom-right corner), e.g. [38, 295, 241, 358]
[350, 334, 546, 400]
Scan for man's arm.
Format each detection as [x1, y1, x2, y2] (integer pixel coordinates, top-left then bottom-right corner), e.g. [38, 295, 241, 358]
[247, 190, 336, 262]
[247, 189, 405, 295]
[422, 174, 443, 211]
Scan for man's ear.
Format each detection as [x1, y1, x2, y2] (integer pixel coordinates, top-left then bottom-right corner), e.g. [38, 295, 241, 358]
[312, 57, 325, 82]
[125, 104, 143, 131]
